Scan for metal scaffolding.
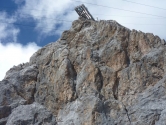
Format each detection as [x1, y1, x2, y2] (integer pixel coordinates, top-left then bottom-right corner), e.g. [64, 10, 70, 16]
[75, 4, 95, 21]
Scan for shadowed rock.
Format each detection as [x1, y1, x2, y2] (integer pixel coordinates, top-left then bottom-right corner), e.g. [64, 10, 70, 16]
[1, 18, 166, 125]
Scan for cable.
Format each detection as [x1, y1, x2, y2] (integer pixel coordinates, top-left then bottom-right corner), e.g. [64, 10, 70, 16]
[16, 12, 73, 23]
[0, 9, 74, 23]
[93, 14, 166, 19]
[6, 9, 166, 20]
[122, 23, 164, 25]
[0, 20, 68, 32]
[17, 12, 166, 23]
[0, 5, 73, 14]
[122, 0, 166, 10]
[1, 4, 166, 20]
[0, 19, 165, 31]
[71, 0, 166, 18]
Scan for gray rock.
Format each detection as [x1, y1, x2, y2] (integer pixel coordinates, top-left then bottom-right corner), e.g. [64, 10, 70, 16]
[4, 63, 38, 104]
[1, 18, 166, 124]
[0, 79, 26, 124]
[6, 103, 56, 125]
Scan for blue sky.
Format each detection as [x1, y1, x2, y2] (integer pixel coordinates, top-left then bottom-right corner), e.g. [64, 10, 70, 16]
[0, 0, 166, 80]
[0, 0, 67, 46]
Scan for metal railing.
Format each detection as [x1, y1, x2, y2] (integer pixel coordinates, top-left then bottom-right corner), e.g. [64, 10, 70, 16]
[75, 4, 95, 21]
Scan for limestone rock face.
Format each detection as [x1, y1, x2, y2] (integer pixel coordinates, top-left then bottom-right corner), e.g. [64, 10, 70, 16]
[6, 103, 56, 125]
[1, 18, 166, 125]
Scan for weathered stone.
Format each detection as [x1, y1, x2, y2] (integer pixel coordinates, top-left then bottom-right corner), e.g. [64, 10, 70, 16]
[0, 79, 26, 124]
[5, 63, 38, 104]
[1, 18, 166, 125]
[6, 103, 56, 125]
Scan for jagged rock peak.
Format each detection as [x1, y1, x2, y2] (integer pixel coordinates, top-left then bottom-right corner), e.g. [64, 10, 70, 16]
[1, 17, 166, 125]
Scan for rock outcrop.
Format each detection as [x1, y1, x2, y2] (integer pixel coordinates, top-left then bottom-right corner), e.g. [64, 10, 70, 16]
[0, 17, 166, 125]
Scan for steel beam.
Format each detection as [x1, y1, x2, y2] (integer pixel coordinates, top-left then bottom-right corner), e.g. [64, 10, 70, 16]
[75, 4, 95, 21]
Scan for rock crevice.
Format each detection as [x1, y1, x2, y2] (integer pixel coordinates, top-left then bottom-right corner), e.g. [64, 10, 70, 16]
[1, 18, 166, 125]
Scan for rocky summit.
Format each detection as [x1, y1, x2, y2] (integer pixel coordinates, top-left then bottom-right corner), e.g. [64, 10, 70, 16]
[1, 17, 166, 125]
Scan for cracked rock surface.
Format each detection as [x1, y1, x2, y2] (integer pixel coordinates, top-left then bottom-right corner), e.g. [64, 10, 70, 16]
[1, 17, 166, 125]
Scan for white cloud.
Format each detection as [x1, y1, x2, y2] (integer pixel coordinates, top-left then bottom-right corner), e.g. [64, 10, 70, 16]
[15, 0, 166, 40]
[0, 42, 40, 81]
[16, 0, 77, 35]
[0, 12, 19, 43]
[1, 0, 166, 81]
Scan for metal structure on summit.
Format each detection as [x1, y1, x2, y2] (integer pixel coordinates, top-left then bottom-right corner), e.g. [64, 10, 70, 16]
[75, 4, 95, 21]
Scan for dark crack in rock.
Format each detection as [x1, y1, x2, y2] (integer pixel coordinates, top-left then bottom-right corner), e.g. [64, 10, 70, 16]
[1, 18, 166, 125]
